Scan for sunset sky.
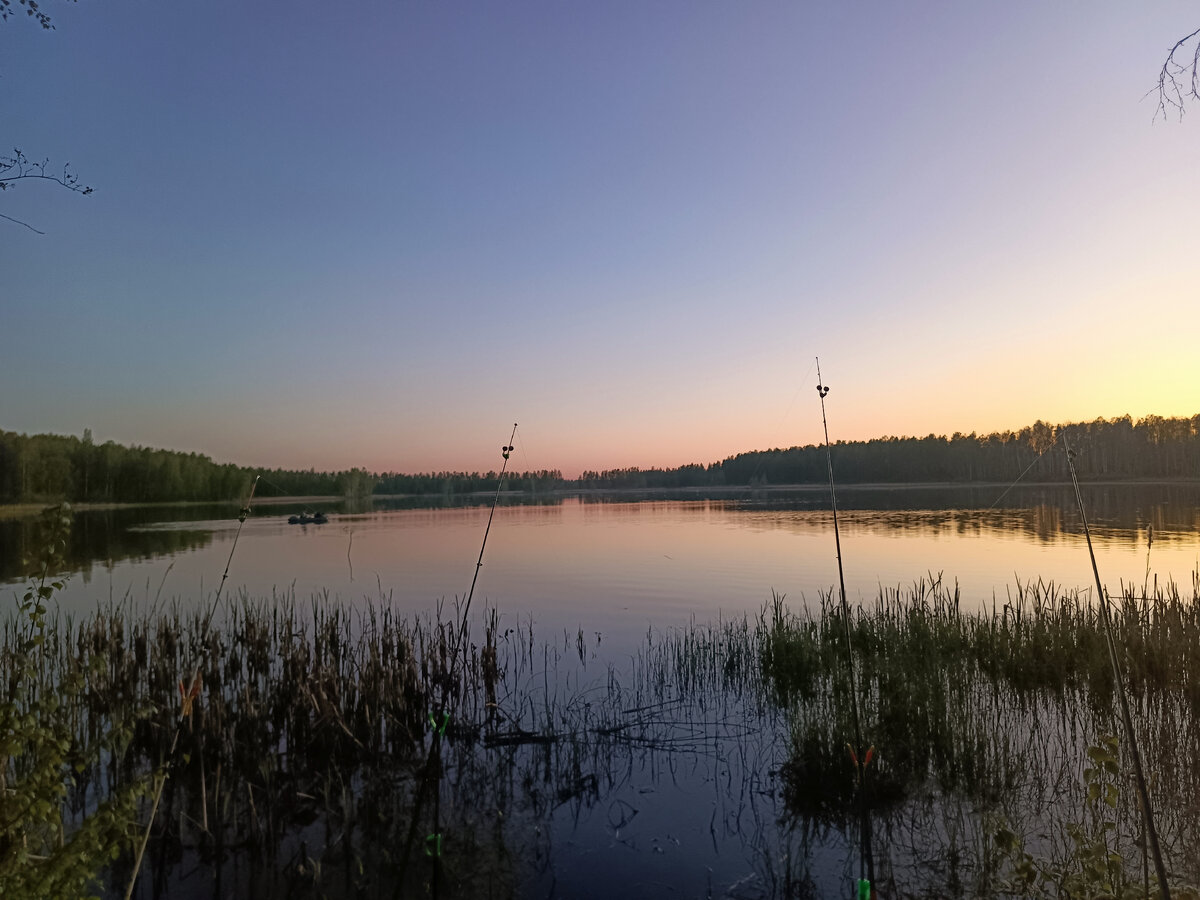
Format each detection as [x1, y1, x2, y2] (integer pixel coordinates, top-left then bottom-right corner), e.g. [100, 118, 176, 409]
[4, 2, 1197, 478]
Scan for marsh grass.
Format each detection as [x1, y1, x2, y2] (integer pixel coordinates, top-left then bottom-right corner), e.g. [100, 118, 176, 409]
[764, 573, 1200, 896]
[4, 572, 1200, 897]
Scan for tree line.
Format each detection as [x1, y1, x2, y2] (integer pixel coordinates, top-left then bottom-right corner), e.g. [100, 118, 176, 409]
[0, 429, 378, 504]
[575, 463, 718, 490]
[1, 414, 1195, 505]
[373, 470, 566, 495]
[0, 429, 565, 504]
[579, 415, 1200, 489]
[718, 414, 1199, 485]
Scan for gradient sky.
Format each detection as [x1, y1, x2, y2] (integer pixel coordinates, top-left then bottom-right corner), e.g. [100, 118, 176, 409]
[3, 2, 1197, 478]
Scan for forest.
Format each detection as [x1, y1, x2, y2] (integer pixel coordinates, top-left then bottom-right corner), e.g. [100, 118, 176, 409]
[712, 414, 1200, 487]
[0, 428, 566, 505]
[0, 414, 1195, 505]
[582, 415, 1199, 488]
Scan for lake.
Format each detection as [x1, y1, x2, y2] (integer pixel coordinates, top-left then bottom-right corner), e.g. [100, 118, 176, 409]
[4, 483, 1198, 658]
[3, 482, 1199, 898]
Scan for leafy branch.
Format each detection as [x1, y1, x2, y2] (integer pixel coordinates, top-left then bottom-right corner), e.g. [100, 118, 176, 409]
[0, 0, 75, 31]
[0, 505, 148, 899]
[0, 148, 93, 234]
[992, 735, 1193, 899]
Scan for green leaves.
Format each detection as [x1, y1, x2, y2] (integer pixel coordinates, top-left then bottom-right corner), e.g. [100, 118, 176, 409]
[1, 504, 149, 900]
[992, 733, 1174, 899]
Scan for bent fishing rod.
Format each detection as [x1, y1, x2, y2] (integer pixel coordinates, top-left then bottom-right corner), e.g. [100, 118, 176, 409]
[397, 423, 519, 899]
[815, 359, 875, 900]
[1063, 435, 1170, 900]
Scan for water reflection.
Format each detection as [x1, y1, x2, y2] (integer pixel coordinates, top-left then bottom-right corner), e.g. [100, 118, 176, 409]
[571, 482, 1200, 532]
[729, 482, 1200, 544]
[2, 486, 1197, 651]
[0, 505, 217, 584]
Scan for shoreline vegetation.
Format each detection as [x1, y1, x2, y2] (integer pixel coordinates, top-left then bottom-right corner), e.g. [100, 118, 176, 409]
[4, 563, 1200, 897]
[2, 413, 1198, 507]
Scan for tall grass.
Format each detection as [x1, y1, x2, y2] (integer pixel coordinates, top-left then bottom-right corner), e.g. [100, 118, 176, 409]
[4, 571, 1200, 897]
[763, 573, 1200, 896]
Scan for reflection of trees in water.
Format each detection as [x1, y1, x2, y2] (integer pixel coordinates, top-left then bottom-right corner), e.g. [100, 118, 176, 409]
[0, 508, 215, 583]
[735, 483, 1200, 547]
[4, 484, 1196, 588]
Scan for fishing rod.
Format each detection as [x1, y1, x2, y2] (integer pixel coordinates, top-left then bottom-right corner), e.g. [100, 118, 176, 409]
[457, 423, 519, 657]
[398, 424, 519, 899]
[213, 474, 260, 609]
[1063, 435, 1170, 900]
[125, 472, 260, 900]
[815, 359, 875, 900]
[195, 473, 260, 643]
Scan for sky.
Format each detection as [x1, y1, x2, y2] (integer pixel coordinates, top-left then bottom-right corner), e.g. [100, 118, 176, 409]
[3, 2, 1198, 478]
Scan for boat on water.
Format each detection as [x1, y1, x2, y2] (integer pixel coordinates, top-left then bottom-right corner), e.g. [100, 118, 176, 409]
[287, 510, 328, 525]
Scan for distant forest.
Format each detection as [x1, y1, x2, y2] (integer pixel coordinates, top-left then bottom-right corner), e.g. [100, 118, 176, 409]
[0, 428, 566, 505]
[0, 414, 1196, 505]
[582, 414, 1200, 489]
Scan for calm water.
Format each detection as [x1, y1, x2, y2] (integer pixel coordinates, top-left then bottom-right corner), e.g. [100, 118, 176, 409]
[5, 483, 1199, 898]
[4, 483, 1198, 657]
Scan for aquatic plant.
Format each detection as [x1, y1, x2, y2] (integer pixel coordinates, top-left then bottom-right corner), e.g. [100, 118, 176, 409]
[4, 564, 1200, 897]
[993, 735, 1200, 899]
[765, 574, 1200, 895]
[0, 505, 147, 899]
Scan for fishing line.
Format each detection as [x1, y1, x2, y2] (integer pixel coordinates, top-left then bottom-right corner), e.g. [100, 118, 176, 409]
[766, 357, 816, 459]
[253, 474, 287, 495]
[984, 435, 1059, 512]
[814, 358, 875, 900]
[742, 358, 818, 489]
[514, 427, 534, 473]
[1063, 435, 1170, 900]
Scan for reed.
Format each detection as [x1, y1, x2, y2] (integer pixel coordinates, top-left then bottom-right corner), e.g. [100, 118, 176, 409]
[3, 570, 1200, 897]
[763, 574, 1200, 896]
